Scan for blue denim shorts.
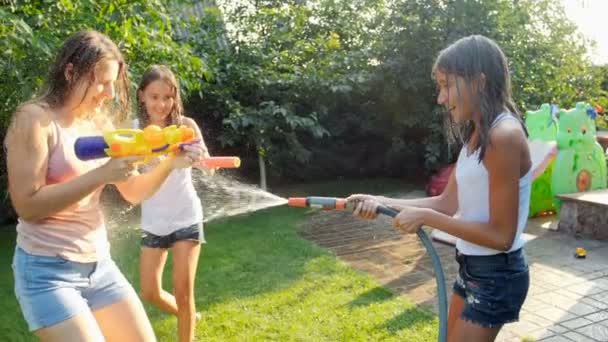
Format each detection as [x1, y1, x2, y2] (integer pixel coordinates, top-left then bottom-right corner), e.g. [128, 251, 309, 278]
[453, 248, 530, 328]
[141, 222, 206, 249]
[12, 246, 136, 332]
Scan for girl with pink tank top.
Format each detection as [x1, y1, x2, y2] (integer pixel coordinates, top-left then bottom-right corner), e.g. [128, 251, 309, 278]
[347, 35, 532, 341]
[5, 31, 205, 342]
[135, 65, 212, 342]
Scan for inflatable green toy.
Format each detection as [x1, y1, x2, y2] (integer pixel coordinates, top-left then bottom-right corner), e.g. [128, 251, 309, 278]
[525, 103, 558, 217]
[551, 102, 607, 212]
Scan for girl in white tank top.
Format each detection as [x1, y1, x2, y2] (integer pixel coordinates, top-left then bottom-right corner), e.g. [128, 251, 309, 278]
[135, 65, 211, 342]
[348, 35, 532, 340]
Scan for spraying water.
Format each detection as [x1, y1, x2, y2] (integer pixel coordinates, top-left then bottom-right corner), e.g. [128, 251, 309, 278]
[101, 169, 288, 237]
[192, 170, 287, 223]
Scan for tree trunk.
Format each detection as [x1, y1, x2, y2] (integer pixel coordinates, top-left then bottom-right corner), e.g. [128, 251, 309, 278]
[258, 153, 267, 190]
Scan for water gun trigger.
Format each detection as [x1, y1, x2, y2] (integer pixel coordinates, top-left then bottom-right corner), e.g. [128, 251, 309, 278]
[177, 139, 202, 151]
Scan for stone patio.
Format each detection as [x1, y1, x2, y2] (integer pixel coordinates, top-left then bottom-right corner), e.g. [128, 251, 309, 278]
[298, 190, 608, 341]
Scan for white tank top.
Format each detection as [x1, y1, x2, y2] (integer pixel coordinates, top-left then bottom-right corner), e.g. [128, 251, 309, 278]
[133, 120, 203, 235]
[454, 112, 532, 255]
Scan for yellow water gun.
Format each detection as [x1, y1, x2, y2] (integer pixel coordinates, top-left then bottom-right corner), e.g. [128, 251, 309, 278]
[74, 124, 240, 168]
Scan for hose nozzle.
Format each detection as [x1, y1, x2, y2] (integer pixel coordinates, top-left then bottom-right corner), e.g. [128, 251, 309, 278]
[287, 197, 348, 210]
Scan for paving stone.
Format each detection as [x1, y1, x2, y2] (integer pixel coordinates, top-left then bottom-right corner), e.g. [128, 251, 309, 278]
[576, 323, 608, 341]
[562, 302, 600, 316]
[566, 283, 607, 296]
[537, 293, 578, 310]
[553, 288, 584, 300]
[523, 297, 553, 312]
[560, 317, 594, 330]
[591, 278, 608, 289]
[529, 285, 551, 296]
[583, 310, 608, 323]
[521, 313, 557, 329]
[581, 297, 608, 310]
[563, 331, 596, 342]
[530, 307, 577, 323]
[506, 320, 543, 336]
[548, 325, 569, 334]
[590, 291, 608, 304]
[539, 336, 576, 342]
[524, 327, 555, 340]
[495, 329, 519, 342]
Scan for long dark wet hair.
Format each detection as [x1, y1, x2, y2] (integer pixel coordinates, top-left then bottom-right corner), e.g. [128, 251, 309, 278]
[38, 30, 130, 124]
[4, 30, 130, 150]
[432, 35, 526, 162]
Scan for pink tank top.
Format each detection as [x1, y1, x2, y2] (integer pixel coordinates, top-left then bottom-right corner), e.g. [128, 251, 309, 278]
[16, 120, 110, 262]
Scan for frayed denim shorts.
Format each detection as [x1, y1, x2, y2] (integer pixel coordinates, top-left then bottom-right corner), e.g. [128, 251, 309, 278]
[453, 247, 530, 328]
[141, 222, 205, 249]
[12, 246, 135, 332]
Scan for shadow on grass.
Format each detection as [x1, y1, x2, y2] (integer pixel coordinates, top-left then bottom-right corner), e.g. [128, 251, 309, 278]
[347, 286, 395, 308]
[381, 307, 437, 335]
[344, 274, 438, 335]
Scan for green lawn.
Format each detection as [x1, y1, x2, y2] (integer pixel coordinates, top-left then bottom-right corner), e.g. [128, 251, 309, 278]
[1, 179, 438, 341]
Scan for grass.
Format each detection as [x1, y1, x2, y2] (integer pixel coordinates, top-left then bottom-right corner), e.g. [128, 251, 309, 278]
[0, 178, 438, 341]
[0, 229, 31, 342]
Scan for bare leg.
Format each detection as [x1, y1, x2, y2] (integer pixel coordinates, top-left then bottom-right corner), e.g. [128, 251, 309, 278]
[35, 310, 104, 342]
[139, 247, 178, 315]
[172, 240, 201, 342]
[450, 318, 501, 342]
[448, 293, 501, 342]
[448, 293, 465, 342]
[93, 294, 157, 342]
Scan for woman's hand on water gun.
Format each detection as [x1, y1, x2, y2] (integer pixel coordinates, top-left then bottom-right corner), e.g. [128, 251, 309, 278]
[171, 143, 206, 169]
[347, 194, 381, 220]
[393, 206, 427, 234]
[195, 149, 218, 176]
[98, 156, 144, 184]
[147, 156, 162, 167]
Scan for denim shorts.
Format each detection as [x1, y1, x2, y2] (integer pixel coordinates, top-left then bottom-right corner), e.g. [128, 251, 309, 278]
[453, 248, 530, 328]
[141, 222, 206, 249]
[12, 246, 136, 332]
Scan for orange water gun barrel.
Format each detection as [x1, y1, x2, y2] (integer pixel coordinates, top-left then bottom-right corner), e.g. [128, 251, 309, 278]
[200, 156, 241, 169]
